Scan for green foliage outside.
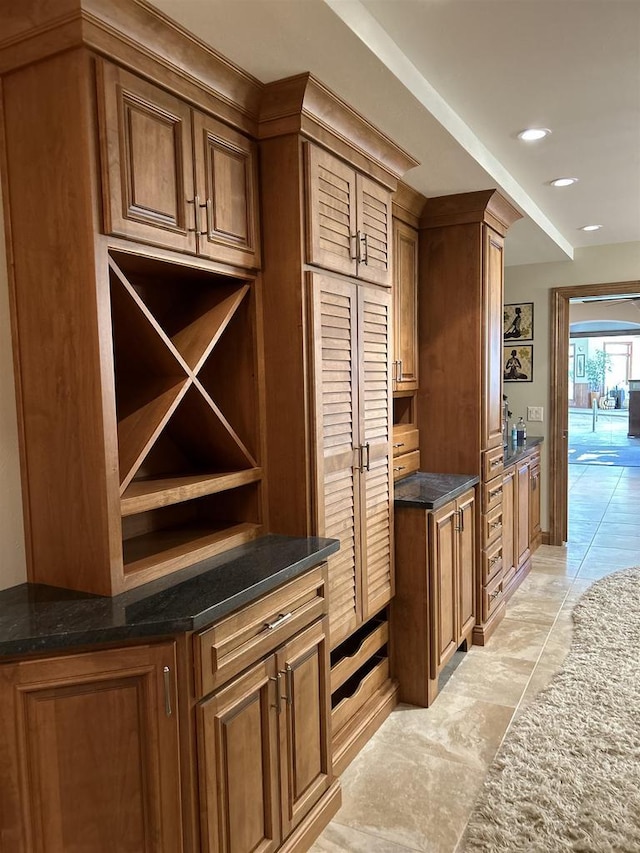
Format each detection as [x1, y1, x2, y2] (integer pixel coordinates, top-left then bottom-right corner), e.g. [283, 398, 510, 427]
[584, 349, 613, 393]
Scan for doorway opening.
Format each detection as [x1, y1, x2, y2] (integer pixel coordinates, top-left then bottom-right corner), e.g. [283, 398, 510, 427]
[549, 282, 640, 545]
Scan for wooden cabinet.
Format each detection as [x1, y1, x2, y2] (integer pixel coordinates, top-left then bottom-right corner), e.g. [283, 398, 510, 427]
[516, 456, 531, 571]
[259, 76, 416, 773]
[310, 273, 393, 646]
[0, 642, 183, 852]
[501, 444, 543, 599]
[393, 487, 476, 707]
[417, 191, 522, 645]
[306, 145, 392, 287]
[1, 47, 266, 596]
[99, 62, 260, 270]
[501, 465, 516, 589]
[529, 452, 542, 550]
[195, 568, 335, 853]
[392, 218, 419, 391]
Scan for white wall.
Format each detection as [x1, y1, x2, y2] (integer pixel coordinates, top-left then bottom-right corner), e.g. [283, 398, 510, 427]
[0, 183, 27, 589]
[504, 241, 640, 533]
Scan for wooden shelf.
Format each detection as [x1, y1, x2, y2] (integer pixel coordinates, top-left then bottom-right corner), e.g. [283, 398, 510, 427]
[121, 467, 262, 516]
[122, 521, 262, 587]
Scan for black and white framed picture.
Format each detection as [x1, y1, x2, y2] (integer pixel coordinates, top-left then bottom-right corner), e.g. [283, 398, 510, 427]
[504, 345, 533, 383]
[503, 302, 533, 342]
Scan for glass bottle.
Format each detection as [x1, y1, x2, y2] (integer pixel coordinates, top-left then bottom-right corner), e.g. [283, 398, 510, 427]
[516, 416, 526, 445]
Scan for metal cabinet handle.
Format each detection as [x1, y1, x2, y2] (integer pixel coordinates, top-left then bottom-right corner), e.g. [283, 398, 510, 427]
[394, 465, 406, 472]
[364, 442, 371, 472]
[202, 197, 213, 236]
[284, 665, 293, 706]
[270, 673, 283, 713]
[163, 666, 172, 717]
[187, 195, 202, 234]
[490, 520, 502, 530]
[489, 555, 500, 567]
[351, 232, 359, 262]
[393, 442, 405, 449]
[489, 487, 503, 500]
[263, 612, 293, 631]
[489, 588, 502, 603]
[491, 456, 503, 468]
[361, 232, 369, 265]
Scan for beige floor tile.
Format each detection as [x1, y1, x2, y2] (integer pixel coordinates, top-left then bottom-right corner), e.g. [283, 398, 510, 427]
[330, 735, 485, 853]
[311, 822, 419, 852]
[440, 651, 535, 707]
[591, 530, 640, 549]
[577, 546, 640, 578]
[481, 617, 553, 662]
[373, 697, 513, 771]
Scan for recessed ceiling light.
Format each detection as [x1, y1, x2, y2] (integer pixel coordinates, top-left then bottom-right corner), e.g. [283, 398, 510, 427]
[517, 128, 551, 141]
[549, 177, 578, 187]
[579, 224, 602, 232]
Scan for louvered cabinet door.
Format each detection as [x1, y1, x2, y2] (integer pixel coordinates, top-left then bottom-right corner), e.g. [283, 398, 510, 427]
[310, 274, 362, 646]
[306, 145, 358, 278]
[357, 284, 394, 619]
[356, 175, 392, 287]
[482, 226, 505, 449]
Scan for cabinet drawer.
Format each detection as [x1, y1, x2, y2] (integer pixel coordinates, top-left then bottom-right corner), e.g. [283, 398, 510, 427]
[331, 655, 389, 734]
[482, 572, 505, 621]
[392, 428, 419, 458]
[482, 503, 503, 548]
[482, 446, 504, 481]
[330, 618, 388, 694]
[482, 474, 504, 513]
[393, 450, 420, 480]
[194, 564, 327, 697]
[482, 538, 503, 584]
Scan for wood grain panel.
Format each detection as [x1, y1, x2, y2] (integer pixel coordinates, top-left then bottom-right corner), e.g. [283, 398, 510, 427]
[457, 490, 476, 639]
[482, 228, 505, 450]
[392, 219, 419, 390]
[357, 175, 392, 286]
[429, 504, 457, 675]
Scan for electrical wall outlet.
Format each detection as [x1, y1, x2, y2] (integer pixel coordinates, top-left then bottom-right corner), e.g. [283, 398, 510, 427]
[527, 406, 543, 422]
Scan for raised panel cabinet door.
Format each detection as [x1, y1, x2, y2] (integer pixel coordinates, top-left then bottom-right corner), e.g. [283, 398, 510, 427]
[193, 112, 260, 268]
[310, 274, 362, 646]
[482, 227, 505, 449]
[392, 219, 419, 391]
[429, 501, 458, 676]
[277, 618, 332, 838]
[457, 489, 476, 640]
[356, 175, 392, 286]
[517, 459, 531, 569]
[501, 466, 516, 581]
[198, 657, 280, 853]
[358, 284, 394, 620]
[305, 145, 358, 278]
[529, 463, 541, 544]
[97, 61, 197, 254]
[0, 643, 182, 853]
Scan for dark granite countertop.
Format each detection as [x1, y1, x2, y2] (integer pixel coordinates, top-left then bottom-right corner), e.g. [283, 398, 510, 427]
[394, 472, 480, 510]
[504, 435, 544, 467]
[0, 534, 339, 658]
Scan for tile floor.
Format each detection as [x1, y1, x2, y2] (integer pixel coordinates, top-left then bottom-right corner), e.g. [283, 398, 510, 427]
[311, 463, 640, 853]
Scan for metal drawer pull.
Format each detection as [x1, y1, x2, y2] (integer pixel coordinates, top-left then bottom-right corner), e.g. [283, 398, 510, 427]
[270, 673, 283, 713]
[163, 666, 172, 717]
[490, 521, 502, 530]
[489, 487, 503, 499]
[285, 664, 293, 706]
[489, 555, 500, 567]
[187, 195, 202, 234]
[491, 457, 503, 468]
[394, 465, 406, 472]
[489, 588, 502, 603]
[263, 612, 293, 631]
[393, 442, 405, 449]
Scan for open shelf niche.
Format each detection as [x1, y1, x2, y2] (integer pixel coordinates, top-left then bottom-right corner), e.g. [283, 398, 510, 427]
[109, 251, 264, 589]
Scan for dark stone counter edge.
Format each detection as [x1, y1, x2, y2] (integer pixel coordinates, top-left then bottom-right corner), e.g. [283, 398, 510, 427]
[0, 535, 340, 659]
[394, 473, 480, 510]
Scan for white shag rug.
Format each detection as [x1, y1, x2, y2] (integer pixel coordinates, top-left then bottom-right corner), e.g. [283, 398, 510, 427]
[462, 567, 640, 853]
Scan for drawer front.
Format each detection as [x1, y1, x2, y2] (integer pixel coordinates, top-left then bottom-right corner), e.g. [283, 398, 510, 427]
[482, 538, 503, 585]
[195, 564, 327, 697]
[393, 449, 420, 481]
[482, 474, 504, 513]
[483, 503, 503, 548]
[482, 572, 505, 621]
[331, 619, 388, 694]
[392, 428, 419, 458]
[331, 655, 389, 734]
[482, 446, 504, 481]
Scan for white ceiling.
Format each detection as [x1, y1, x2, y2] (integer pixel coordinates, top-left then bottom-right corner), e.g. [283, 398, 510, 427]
[148, 0, 640, 267]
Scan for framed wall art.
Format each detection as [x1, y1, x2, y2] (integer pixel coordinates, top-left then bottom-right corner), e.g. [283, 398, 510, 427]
[575, 352, 586, 378]
[504, 345, 533, 383]
[503, 302, 533, 342]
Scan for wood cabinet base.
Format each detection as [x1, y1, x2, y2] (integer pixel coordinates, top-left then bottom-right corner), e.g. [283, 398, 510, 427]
[332, 679, 398, 776]
[472, 600, 506, 646]
[278, 780, 342, 853]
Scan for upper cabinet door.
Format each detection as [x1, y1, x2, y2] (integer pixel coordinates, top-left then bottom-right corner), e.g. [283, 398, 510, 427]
[98, 62, 197, 254]
[306, 145, 359, 278]
[356, 174, 392, 287]
[482, 227, 505, 449]
[392, 219, 419, 390]
[193, 112, 261, 269]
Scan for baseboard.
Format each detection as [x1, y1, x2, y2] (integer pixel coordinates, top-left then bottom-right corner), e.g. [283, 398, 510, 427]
[472, 600, 506, 646]
[332, 679, 398, 776]
[278, 780, 342, 853]
[541, 530, 551, 545]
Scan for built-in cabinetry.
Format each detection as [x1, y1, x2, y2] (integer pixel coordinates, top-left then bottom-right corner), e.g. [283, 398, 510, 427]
[258, 74, 417, 772]
[501, 442, 542, 600]
[193, 565, 337, 853]
[417, 191, 522, 644]
[0, 642, 183, 852]
[391, 182, 423, 482]
[393, 481, 477, 706]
